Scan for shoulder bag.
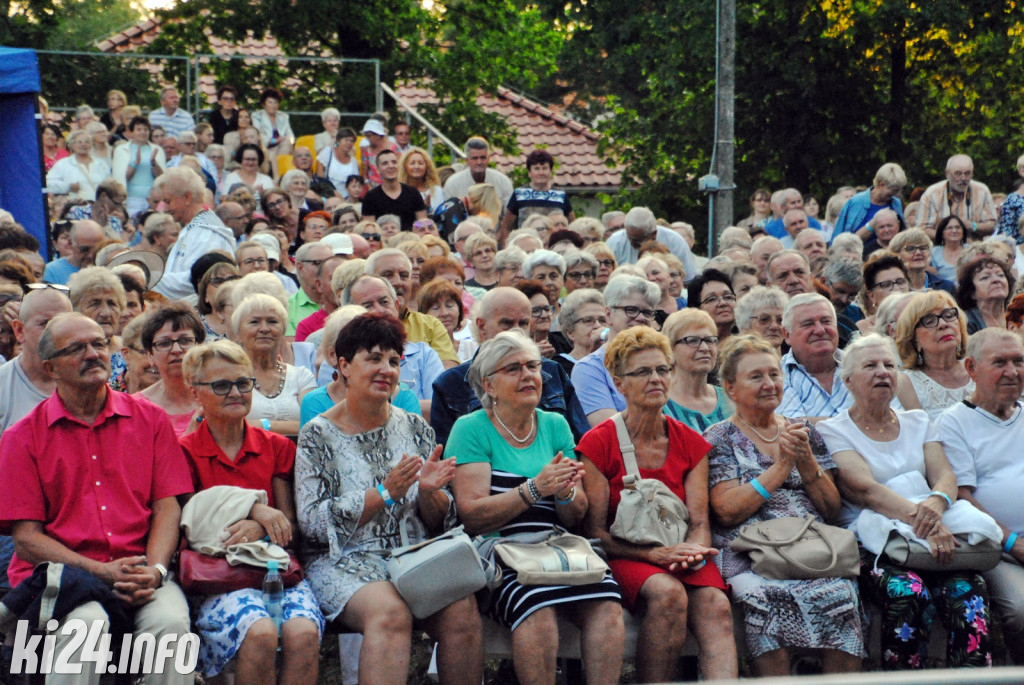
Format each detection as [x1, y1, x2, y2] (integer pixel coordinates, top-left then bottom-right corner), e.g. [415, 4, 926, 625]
[882, 531, 1002, 573]
[731, 515, 860, 580]
[387, 521, 489, 619]
[608, 413, 689, 547]
[492, 527, 610, 586]
[177, 549, 304, 595]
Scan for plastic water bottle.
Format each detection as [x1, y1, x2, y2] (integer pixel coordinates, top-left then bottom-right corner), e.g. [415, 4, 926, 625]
[263, 560, 284, 635]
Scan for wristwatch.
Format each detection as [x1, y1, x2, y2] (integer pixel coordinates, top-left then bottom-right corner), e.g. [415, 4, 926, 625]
[153, 563, 168, 586]
[377, 483, 396, 507]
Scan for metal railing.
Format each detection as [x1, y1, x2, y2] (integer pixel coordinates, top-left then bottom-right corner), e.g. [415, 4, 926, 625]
[379, 82, 465, 161]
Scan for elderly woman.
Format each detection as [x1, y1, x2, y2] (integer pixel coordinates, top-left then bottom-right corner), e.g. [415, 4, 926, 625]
[296, 313, 483, 684]
[112, 116, 164, 216]
[890, 229, 951, 293]
[932, 216, 968, 284]
[956, 255, 1012, 334]
[68, 266, 126, 382]
[585, 243, 617, 291]
[313, 107, 342, 154]
[180, 340, 323, 683]
[687, 268, 736, 342]
[577, 327, 737, 681]
[417, 278, 475, 362]
[111, 313, 160, 394]
[561, 249, 598, 296]
[639, 254, 682, 323]
[226, 143, 274, 198]
[833, 163, 906, 237]
[817, 334, 993, 669]
[494, 247, 526, 288]
[464, 232, 499, 291]
[281, 169, 317, 213]
[449, 331, 624, 685]
[517, 279, 562, 360]
[47, 130, 111, 201]
[197, 262, 240, 340]
[705, 335, 863, 676]
[554, 288, 607, 376]
[662, 309, 733, 432]
[568, 217, 604, 246]
[874, 291, 916, 339]
[87, 121, 112, 164]
[233, 293, 316, 436]
[735, 286, 788, 353]
[398, 147, 444, 210]
[251, 87, 293, 177]
[856, 251, 911, 333]
[522, 249, 566, 322]
[892, 292, 973, 419]
[137, 302, 205, 435]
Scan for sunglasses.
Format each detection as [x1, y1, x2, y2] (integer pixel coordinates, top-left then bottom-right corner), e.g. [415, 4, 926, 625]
[362, 233, 381, 242]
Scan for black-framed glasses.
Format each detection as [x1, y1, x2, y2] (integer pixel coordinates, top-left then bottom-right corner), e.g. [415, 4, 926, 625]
[241, 257, 268, 267]
[362, 233, 381, 242]
[266, 199, 287, 209]
[872, 277, 908, 292]
[917, 307, 959, 329]
[621, 364, 674, 379]
[597, 259, 615, 269]
[47, 337, 109, 360]
[612, 305, 656, 321]
[675, 335, 719, 349]
[489, 360, 542, 376]
[193, 377, 256, 395]
[900, 244, 929, 254]
[531, 305, 554, 318]
[573, 315, 608, 327]
[209, 275, 240, 287]
[566, 270, 594, 281]
[700, 293, 737, 306]
[151, 336, 197, 352]
[299, 258, 325, 268]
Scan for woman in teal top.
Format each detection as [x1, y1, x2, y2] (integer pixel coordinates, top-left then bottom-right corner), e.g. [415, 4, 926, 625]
[662, 309, 733, 432]
[447, 331, 625, 685]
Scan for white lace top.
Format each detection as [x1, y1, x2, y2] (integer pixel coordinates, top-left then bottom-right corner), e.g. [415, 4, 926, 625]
[904, 368, 975, 421]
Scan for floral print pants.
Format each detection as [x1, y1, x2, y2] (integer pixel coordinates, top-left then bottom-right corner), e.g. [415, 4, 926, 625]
[861, 550, 992, 669]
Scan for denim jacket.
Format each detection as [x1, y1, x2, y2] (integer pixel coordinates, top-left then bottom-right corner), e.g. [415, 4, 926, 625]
[430, 355, 590, 447]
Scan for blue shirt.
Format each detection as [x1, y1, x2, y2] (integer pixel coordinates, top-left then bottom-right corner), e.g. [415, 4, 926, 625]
[606, 225, 698, 284]
[147, 107, 195, 140]
[778, 351, 852, 420]
[764, 215, 824, 240]
[571, 345, 626, 417]
[832, 189, 904, 236]
[42, 257, 79, 285]
[506, 186, 573, 227]
[430, 355, 589, 447]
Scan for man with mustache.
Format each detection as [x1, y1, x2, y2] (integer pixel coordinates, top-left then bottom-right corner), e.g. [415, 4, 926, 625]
[0, 313, 194, 684]
[919, 154, 997, 238]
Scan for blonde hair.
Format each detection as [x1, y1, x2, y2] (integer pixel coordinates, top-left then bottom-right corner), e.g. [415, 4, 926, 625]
[231, 272, 288, 311]
[717, 334, 779, 384]
[182, 339, 253, 385]
[398, 147, 441, 188]
[662, 309, 716, 346]
[421, 235, 450, 257]
[603, 326, 672, 377]
[231, 293, 288, 336]
[895, 291, 967, 369]
[467, 183, 501, 220]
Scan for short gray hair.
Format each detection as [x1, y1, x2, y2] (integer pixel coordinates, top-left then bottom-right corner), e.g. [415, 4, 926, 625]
[467, 330, 540, 409]
[828, 233, 863, 259]
[494, 247, 526, 272]
[965, 327, 1022, 363]
[603, 274, 660, 308]
[522, 249, 566, 279]
[365, 248, 411, 275]
[295, 240, 327, 261]
[718, 226, 753, 251]
[231, 293, 288, 335]
[623, 207, 656, 235]
[822, 258, 864, 289]
[280, 169, 308, 191]
[560, 288, 605, 329]
[782, 292, 832, 332]
[735, 286, 789, 331]
[377, 214, 401, 229]
[562, 249, 598, 274]
[68, 266, 126, 311]
[341, 274, 396, 306]
[569, 217, 604, 241]
[142, 212, 178, 241]
[874, 291, 916, 337]
[464, 136, 489, 155]
[319, 304, 369, 363]
[320, 107, 341, 124]
[230, 271, 289, 310]
[840, 333, 898, 384]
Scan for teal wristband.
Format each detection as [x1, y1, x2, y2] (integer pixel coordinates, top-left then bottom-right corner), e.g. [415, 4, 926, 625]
[929, 491, 953, 510]
[750, 478, 771, 501]
[377, 483, 396, 507]
[1005, 532, 1018, 555]
[260, 418, 271, 431]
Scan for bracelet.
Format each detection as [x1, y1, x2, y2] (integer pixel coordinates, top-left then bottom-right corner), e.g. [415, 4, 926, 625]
[261, 418, 271, 431]
[517, 484, 533, 507]
[929, 490, 953, 510]
[376, 483, 395, 507]
[1005, 532, 1019, 554]
[750, 478, 771, 501]
[527, 478, 542, 502]
[555, 487, 577, 505]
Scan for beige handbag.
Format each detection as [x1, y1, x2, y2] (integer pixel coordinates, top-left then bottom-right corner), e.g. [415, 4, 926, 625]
[883, 531, 1002, 573]
[731, 515, 860, 580]
[493, 528, 610, 586]
[608, 413, 689, 547]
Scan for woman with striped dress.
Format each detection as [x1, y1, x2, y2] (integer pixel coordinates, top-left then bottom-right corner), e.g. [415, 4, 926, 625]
[449, 330, 625, 685]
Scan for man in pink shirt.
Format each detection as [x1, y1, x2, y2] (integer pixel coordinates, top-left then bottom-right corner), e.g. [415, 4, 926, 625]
[0, 313, 194, 685]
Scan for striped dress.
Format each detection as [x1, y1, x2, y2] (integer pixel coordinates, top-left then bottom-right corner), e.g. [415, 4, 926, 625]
[446, 409, 622, 630]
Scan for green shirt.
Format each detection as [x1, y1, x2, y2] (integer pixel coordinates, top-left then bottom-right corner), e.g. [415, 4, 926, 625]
[287, 288, 319, 337]
[444, 408, 576, 477]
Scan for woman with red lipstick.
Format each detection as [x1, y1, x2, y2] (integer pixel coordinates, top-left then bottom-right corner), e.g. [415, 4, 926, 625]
[137, 302, 205, 436]
[894, 292, 974, 420]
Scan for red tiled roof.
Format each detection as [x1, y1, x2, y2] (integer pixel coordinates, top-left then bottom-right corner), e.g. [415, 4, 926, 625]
[98, 20, 623, 189]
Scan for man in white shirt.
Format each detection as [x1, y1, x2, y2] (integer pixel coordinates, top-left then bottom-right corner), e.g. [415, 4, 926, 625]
[918, 155, 997, 237]
[934, 328, 1024, 663]
[148, 86, 195, 140]
[442, 136, 514, 208]
[605, 206, 697, 284]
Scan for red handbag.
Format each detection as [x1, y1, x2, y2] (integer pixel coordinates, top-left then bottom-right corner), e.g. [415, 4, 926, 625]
[177, 549, 304, 595]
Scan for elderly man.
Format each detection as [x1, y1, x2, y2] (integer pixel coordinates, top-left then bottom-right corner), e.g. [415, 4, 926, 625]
[862, 208, 902, 258]
[167, 131, 217, 180]
[498, 149, 576, 243]
[294, 252, 346, 342]
[430, 286, 588, 445]
[919, 154, 997, 238]
[287, 241, 335, 336]
[152, 168, 234, 299]
[605, 206, 697, 283]
[833, 162, 907, 237]
[42, 219, 104, 285]
[214, 200, 248, 241]
[934, 329, 1024, 664]
[822, 258, 864, 321]
[750, 235, 784, 284]
[365, 248, 458, 368]
[442, 136, 514, 208]
[0, 313, 194, 685]
[139, 212, 180, 259]
[794, 226, 829, 275]
[148, 86, 194, 140]
[779, 208, 810, 249]
[767, 249, 815, 298]
[764, 188, 824, 239]
[571, 274, 661, 426]
[602, 211, 626, 236]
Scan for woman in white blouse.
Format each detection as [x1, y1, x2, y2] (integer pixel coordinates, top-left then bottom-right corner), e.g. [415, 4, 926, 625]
[47, 130, 111, 201]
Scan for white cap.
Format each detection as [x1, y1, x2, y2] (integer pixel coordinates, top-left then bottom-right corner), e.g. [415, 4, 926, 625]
[321, 233, 354, 256]
[361, 119, 386, 136]
[249, 232, 281, 262]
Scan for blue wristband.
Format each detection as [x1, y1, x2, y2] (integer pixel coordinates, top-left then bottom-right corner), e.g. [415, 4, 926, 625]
[929, 491, 953, 510]
[750, 478, 771, 501]
[1005, 532, 1018, 555]
[377, 483, 396, 507]
[261, 418, 271, 431]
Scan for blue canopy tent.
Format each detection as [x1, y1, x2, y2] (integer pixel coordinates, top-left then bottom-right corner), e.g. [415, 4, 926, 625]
[0, 47, 47, 257]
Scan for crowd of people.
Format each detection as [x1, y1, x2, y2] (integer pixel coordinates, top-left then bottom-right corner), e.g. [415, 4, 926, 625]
[3, 85, 1024, 684]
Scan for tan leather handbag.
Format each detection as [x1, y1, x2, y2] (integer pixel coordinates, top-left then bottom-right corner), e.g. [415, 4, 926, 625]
[731, 515, 860, 580]
[493, 528, 610, 586]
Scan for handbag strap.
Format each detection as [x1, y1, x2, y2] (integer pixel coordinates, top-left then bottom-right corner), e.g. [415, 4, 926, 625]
[398, 518, 412, 548]
[738, 515, 816, 547]
[611, 413, 641, 478]
[773, 520, 839, 575]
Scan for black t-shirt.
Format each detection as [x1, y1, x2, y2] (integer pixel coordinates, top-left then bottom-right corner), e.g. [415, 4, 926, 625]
[209, 109, 239, 144]
[362, 183, 427, 231]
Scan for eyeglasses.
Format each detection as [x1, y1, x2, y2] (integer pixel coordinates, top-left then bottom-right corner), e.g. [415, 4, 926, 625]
[242, 257, 268, 267]
[362, 233, 381, 242]
[754, 314, 783, 327]
[612, 305, 656, 321]
[489, 359, 543, 376]
[916, 307, 959, 329]
[872, 277, 908, 291]
[25, 283, 70, 295]
[531, 305, 554, 318]
[597, 259, 615, 269]
[151, 336, 197, 352]
[566, 271, 594, 281]
[299, 258, 325, 268]
[621, 364, 674, 379]
[266, 199, 287, 209]
[675, 336, 719, 348]
[573, 315, 608, 327]
[700, 293, 737, 306]
[900, 244, 929, 254]
[413, 220, 436, 231]
[472, 248, 495, 258]
[193, 377, 256, 395]
[209, 275, 240, 287]
[47, 337, 109, 359]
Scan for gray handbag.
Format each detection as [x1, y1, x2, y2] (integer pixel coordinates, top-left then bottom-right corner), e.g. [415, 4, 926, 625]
[882, 530, 1002, 572]
[731, 515, 860, 580]
[608, 413, 689, 547]
[387, 521, 488, 619]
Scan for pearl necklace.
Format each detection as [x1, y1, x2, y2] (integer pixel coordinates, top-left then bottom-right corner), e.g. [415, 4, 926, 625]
[737, 414, 782, 443]
[853, 409, 897, 434]
[493, 408, 536, 444]
[255, 361, 287, 399]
